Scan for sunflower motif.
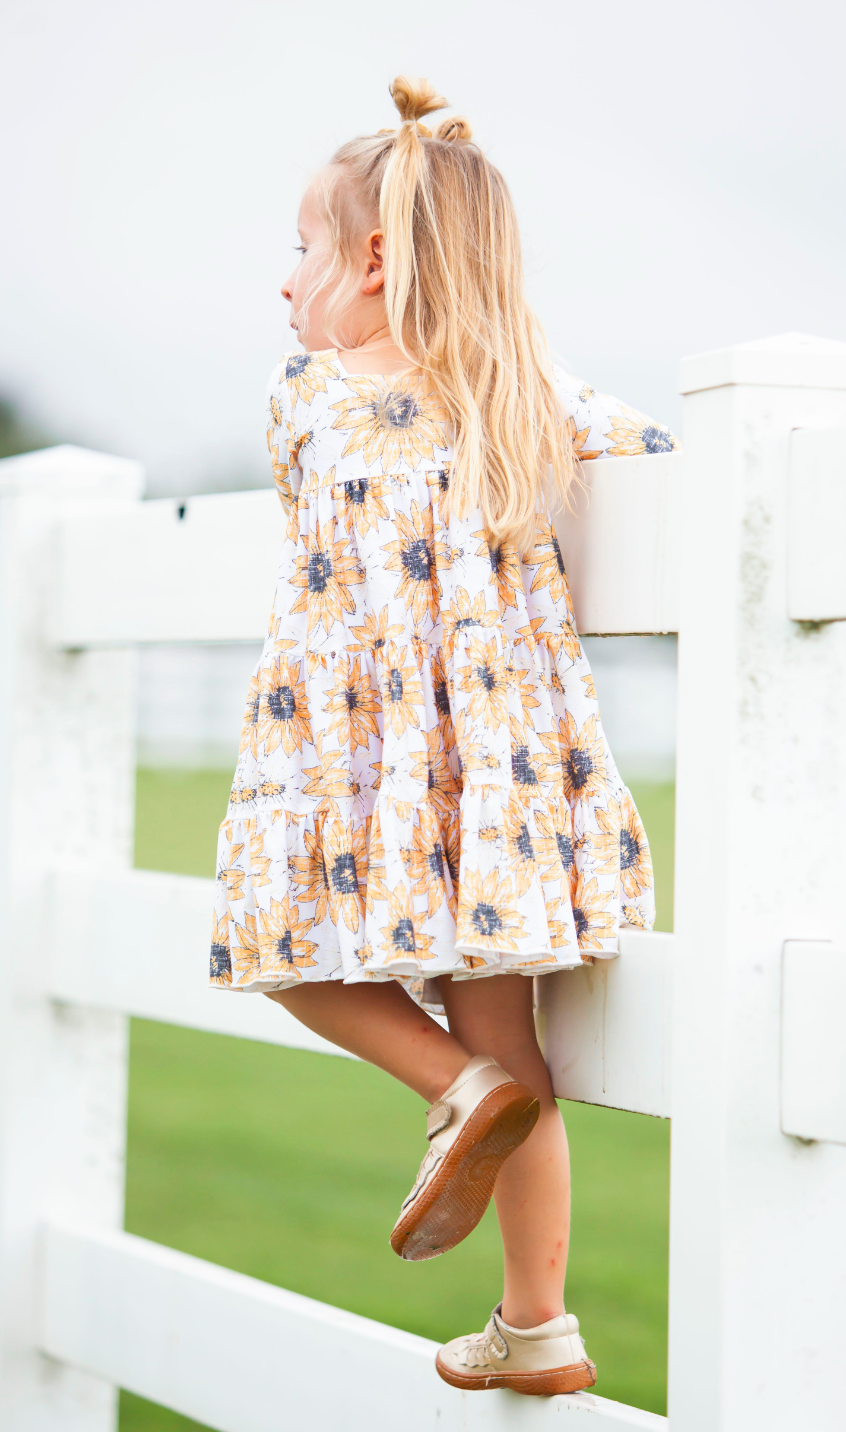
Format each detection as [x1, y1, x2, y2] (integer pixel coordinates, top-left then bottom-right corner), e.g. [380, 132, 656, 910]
[380, 639, 424, 737]
[456, 868, 525, 953]
[301, 740, 357, 815]
[406, 803, 452, 918]
[288, 516, 363, 642]
[239, 671, 262, 758]
[289, 826, 331, 924]
[453, 708, 505, 781]
[330, 375, 447, 468]
[535, 796, 576, 899]
[544, 919, 573, 951]
[503, 795, 540, 897]
[541, 624, 582, 674]
[425, 466, 451, 496]
[589, 792, 653, 898]
[257, 779, 285, 800]
[508, 717, 544, 791]
[441, 587, 499, 647]
[337, 475, 389, 538]
[284, 492, 304, 545]
[429, 649, 455, 749]
[284, 351, 339, 405]
[364, 813, 390, 913]
[257, 656, 313, 757]
[571, 872, 616, 950]
[515, 614, 547, 649]
[507, 661, 542, 725]
[525, 519, 573, 610]
[256, 894, 319, 975]
[209, 911, 232, 986]
[581, 671, 597, 702]
[622, 903, 649, 929]
[266, 605, 299, 656]
[565, 414, 601, 462]
[229, 785, 256, 806]
[472, 528, 524, 613]
[456, 635, 508, 731]
[578, 383, 595, 402]
[347, 607, 405, 655]
[249, 828, 272, 889]
[618, 792, 653, 897]
[606, 404, 678, 457]
[443, 815, 461, 893]
[542, 712, 607, 805]
[585, 795, 621, 872]
[231, 911, 259, 983]
[323, 653, 380, 754]
[217, 840, 245, 901]
[319, 820, 367, 931]
[268, 394, 285, 430]
[408, 726, 460, 819]
[289, 425, 315, 468]
[379, 884, 436, 962]
[382, 499, 450, 628]
[268, 438, 293, 504]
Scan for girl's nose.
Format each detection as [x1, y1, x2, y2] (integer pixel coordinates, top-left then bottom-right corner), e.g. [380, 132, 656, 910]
[281, 276, 293, 301]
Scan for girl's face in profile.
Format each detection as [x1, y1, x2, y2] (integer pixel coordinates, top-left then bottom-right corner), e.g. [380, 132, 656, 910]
[280, 180, 387, 354]
[281, 187, 333, 351]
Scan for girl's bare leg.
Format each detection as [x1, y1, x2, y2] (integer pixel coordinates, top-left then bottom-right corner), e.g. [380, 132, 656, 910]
[265, 979, 469, 1103]
[436, 972, 570, 1329]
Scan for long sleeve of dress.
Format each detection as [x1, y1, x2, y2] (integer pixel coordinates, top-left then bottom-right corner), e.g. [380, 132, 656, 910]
[552, 366, 679, 460]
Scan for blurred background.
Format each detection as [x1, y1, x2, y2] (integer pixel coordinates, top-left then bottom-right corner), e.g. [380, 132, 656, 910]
[2, 0, 842, 1425]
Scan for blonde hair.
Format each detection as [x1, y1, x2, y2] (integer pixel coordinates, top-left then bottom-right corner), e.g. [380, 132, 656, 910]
[307, 76, 575, 551]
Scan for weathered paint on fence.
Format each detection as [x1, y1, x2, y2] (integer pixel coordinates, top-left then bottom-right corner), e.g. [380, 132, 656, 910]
[42, 1224, 665, 1432]
[668, 333, 846, 1432]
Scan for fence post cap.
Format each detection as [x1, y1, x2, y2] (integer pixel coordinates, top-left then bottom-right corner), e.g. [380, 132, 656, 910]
[0, 443, 144, 498]
[679, 331, 846, 396]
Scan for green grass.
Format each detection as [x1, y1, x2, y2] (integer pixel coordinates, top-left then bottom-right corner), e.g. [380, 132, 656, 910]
[120, 768, 673, 1431]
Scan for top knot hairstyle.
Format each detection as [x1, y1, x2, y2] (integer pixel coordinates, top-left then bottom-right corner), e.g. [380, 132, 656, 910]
[309, 76, 575, 550]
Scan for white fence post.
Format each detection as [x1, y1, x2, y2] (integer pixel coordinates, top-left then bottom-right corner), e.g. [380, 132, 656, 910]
[0, 447, 142, 1432]
[668, 335, 846, 1430]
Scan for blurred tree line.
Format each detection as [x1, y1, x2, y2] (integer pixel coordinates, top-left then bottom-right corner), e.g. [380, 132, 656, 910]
[0, 395, 53, 460]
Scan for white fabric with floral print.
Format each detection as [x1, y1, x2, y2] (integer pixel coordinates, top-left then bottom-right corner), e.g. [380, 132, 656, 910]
[210, 351, 675, 1010]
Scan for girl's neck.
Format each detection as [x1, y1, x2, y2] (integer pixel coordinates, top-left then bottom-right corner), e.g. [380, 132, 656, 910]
[334, 327, 415, 376]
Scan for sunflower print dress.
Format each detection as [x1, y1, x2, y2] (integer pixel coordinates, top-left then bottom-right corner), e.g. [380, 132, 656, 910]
[209, 350, 676, 1010]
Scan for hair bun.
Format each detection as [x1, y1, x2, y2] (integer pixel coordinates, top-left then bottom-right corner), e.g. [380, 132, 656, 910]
[434, 115, 473, 143]
[389, 75, 448, 124]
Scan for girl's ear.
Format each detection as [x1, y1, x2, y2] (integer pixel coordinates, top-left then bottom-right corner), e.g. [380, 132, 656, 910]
[362, 229, 386, 295]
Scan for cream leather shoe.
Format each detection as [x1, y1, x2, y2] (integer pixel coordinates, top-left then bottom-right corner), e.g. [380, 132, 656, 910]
[436, 1302, 597, 1395]
[390, 1055, 539, 1262]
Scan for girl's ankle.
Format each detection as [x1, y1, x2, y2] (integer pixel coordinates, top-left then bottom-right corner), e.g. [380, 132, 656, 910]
[500, 1300, 566, 1330]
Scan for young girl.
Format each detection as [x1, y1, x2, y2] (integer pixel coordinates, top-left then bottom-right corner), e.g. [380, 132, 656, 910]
[210, 76, 674, 1397]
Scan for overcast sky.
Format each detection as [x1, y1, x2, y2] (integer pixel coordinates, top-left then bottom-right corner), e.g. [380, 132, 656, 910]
[1, 0, 843, 495]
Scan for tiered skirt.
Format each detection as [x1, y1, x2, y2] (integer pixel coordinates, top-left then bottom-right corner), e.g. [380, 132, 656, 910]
[210, 463, 654, 1011]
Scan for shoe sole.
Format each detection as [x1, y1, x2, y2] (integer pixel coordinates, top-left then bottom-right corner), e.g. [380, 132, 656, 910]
[435, 1354, 597, 1396]
[390, 1083, 540, 1262]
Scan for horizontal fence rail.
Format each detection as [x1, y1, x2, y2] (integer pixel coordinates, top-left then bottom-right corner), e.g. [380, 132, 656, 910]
[47, 865, 351, 1060]
[48, 864, 673, 1115]
[40, 1224, 667, 1432]
[537, 933, 673, 1119]
[51, 451, 682, 648]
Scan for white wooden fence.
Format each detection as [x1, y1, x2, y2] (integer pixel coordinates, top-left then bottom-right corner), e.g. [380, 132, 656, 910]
[0, 332, 844, 1431]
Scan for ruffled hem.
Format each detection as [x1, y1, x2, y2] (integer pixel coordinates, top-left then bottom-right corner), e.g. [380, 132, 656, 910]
[210, 775, 653, 1014]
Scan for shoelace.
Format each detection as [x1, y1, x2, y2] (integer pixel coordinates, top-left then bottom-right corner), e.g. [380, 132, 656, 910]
[459, 1320, 509, 1367]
